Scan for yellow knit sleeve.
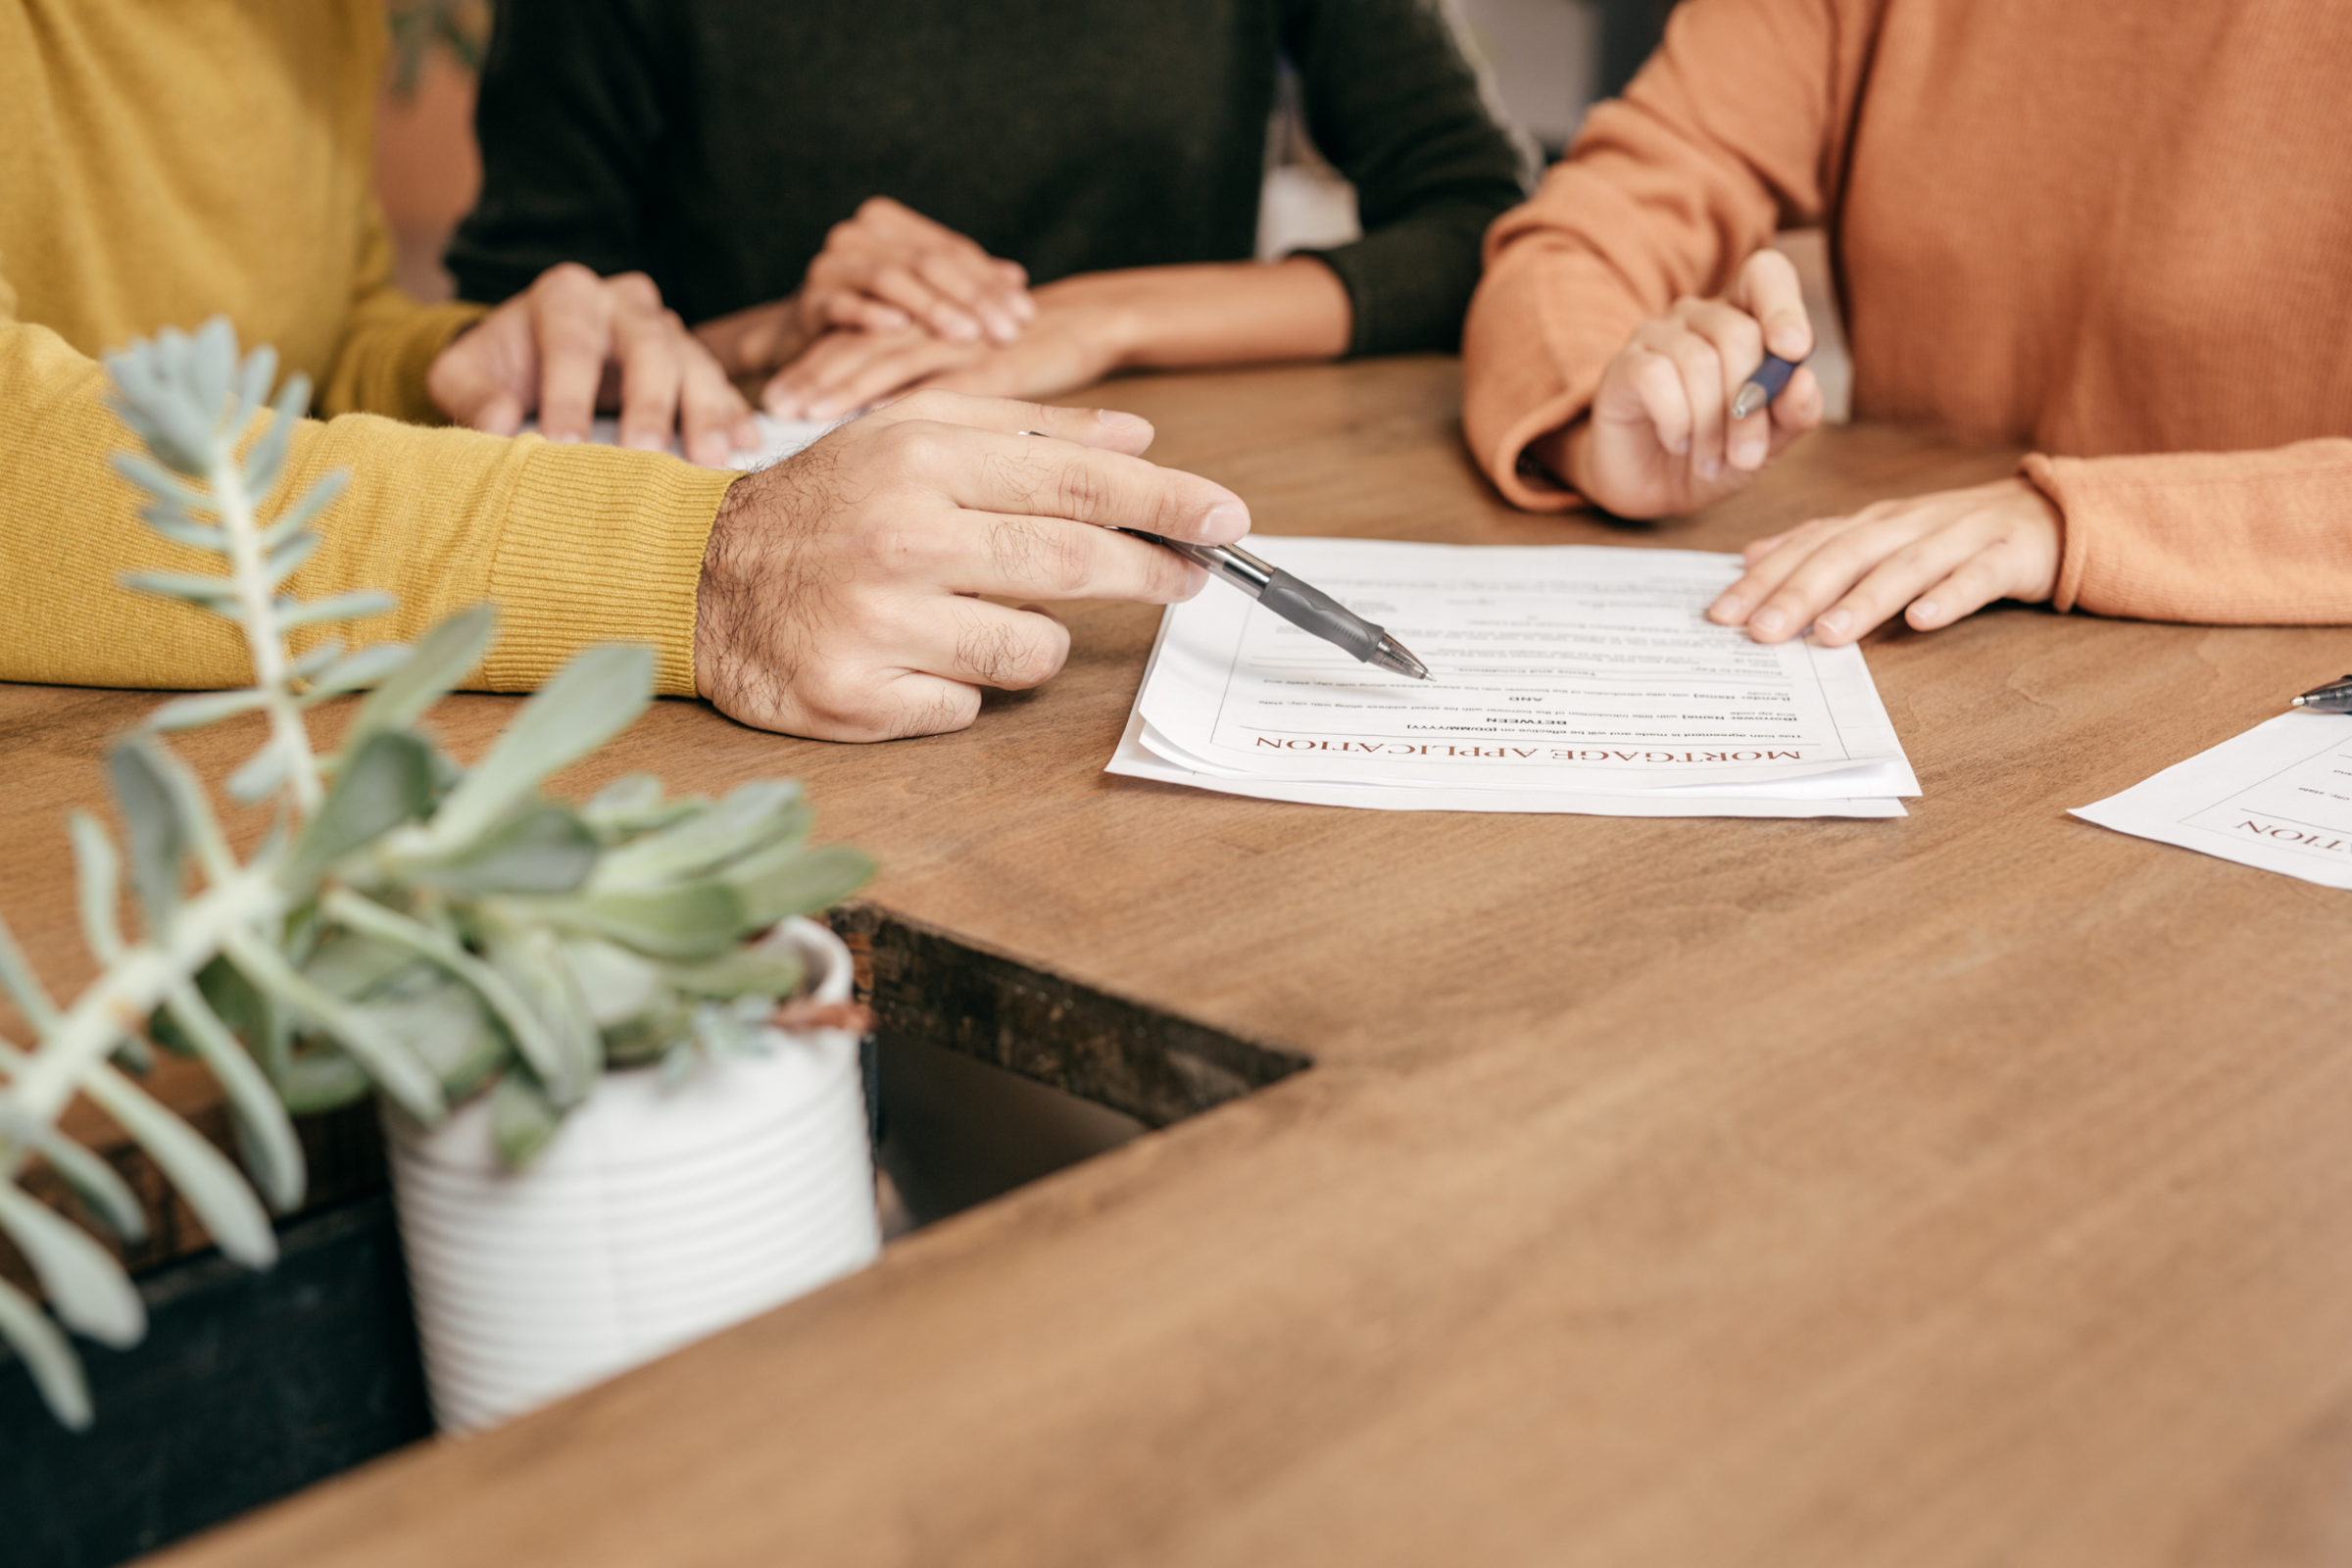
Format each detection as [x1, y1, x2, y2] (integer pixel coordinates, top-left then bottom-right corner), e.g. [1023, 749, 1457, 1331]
[0, 307, 734, 699]
[316, 198, 487, 423]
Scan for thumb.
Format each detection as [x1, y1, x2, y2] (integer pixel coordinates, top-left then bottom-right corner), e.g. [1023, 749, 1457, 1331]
[1734, 248, 1815, 364]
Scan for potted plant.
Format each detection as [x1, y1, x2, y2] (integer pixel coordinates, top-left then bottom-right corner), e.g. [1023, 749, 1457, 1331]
[0, 318, 880, 1433]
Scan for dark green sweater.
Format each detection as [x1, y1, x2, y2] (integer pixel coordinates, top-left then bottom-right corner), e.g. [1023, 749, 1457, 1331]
[448, 0, 1531, 356]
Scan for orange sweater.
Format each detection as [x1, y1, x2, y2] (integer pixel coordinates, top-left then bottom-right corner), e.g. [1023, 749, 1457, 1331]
[1464, 0, 2352, 624]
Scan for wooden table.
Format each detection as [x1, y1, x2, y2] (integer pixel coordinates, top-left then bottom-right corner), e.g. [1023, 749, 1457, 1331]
[11, 357, 2352, 1566]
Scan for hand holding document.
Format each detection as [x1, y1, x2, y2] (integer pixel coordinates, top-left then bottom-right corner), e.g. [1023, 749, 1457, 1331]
[1110, 538, 1919, 816]
[2074, 710, 2352, 888]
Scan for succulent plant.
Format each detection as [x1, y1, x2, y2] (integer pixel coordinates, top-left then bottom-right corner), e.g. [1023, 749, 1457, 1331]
[0, 318, 870, 1428]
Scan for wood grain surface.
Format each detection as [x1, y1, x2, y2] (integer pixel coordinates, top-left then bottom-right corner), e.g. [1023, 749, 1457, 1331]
[9, 357, 2352, 1566]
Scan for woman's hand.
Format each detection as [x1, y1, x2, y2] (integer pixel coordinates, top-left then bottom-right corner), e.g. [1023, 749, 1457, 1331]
[1539, 249, 1823, 519]
[1708, 477, 2063, 646]
[801, 197, 1033, 345]
[765, 279, 1142, 418]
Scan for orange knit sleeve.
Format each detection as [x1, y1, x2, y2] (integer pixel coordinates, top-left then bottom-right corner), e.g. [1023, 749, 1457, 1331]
[2024, 441, 2352, 624]
[1462, 0, 1864, 511]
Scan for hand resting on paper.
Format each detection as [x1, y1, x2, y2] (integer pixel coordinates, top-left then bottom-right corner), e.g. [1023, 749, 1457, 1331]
[1706, 476, 2062, 646]
[1531, 248, 1824, 519]
[694, 390, 1248, 742]
[428, 263, 760, 466]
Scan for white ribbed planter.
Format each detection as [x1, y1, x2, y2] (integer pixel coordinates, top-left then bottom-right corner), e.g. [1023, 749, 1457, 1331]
[384, 916, 880, 1434]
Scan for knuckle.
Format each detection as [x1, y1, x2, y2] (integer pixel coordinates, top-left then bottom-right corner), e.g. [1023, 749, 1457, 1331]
[1054, 460, 1112, 522]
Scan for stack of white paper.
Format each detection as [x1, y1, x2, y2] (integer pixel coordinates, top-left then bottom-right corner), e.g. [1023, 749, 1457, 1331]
[1109, 537, 1920, 817]
[522, 412, 838, 470]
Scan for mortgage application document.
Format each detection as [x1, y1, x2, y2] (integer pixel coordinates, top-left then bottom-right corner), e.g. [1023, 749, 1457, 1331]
[1131, 538, 1915, 796]
[2073, 710, 2352, 889]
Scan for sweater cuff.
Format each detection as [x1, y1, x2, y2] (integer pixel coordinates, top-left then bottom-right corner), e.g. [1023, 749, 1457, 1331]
[2018, 453, 2082, 612]
[484, 438, 739, 697]
[1298, 206, 1493, 359]
[324, 300, 488, 424]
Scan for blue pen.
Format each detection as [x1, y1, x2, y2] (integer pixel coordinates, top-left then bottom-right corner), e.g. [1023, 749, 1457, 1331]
[1730, 353, 1804, 420]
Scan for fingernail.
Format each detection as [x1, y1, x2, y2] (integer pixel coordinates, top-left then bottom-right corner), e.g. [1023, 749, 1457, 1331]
[1913, 600, 1939, 624]
[939, 314, 980, 343]
[623, 431, 667, 453]
[1098, 409, 1148, 430]
[1751, 608, 1786, 637]
[1181, 563, 1209, 598]
[1816, 609, 1849, 639]
[1712, 596, 1745, 622]
[1733, 440, 1766, 468]
[550, 431, 582, 444]
[1198, 502, 1250, 543]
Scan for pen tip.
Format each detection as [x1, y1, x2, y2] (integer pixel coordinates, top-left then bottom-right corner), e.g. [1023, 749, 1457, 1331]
[2291, 696, 2309, 707]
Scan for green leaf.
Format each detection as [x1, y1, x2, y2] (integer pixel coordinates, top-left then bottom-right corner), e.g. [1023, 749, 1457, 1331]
[119, 569, 236, 606]
[276, 590, 395, 630]
[489, 1072, 564, 1169]
[137, 503, 229, 555]
[162, 980, 306, 1214]
[301, 933, 419, 1002]
[367, 974, 505, 1100]
[0, 918, 61, 1030]
[234, 342, 278, 429]
[67, 811, 125, 962]
[343, 605, 496, 752]
[582, 773, 665, 828]
[286, 638, 346, 682]
[279, 1047, 373, 1115]
[320, 889, 585, 1105]
[591, 780, 808, 891]
[265, 530, 321, 587]
[403, 803, 597, 896]
[109, 451, 213, 513]
[726, 841, 876, 930]
[0, 1112, 145, 1243]
[299, 642, 409, 701]
[224, 740, 293, 806]
[221, 929, 446, 1125]
[286, 730, 434, 888]
[73, 1054, 278, 1271]
[0, 1275, 92, 1430]
[0, 1184, 145, 1348]
[148, 689, 268, 732]
[544, 880, 747, 960]
[478, 922, 600, 1106]
[561, 938, 664, 1027]
[661, 947, 804, 1002]
[260, 468, 348, 551]
[238, 373, 311, 501]
[107, 739, 188, 933]
[426, 644, 654, 850]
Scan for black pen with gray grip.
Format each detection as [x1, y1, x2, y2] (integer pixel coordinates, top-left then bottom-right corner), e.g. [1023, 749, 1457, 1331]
[1113, 528, 1430, 681]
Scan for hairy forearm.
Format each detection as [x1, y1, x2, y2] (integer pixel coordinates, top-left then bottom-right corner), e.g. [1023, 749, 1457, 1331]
[1050, 257, 1353, 371]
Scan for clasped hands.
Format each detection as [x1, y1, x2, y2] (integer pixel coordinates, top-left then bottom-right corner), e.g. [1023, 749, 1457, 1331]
[1546, 248, 2061, 646]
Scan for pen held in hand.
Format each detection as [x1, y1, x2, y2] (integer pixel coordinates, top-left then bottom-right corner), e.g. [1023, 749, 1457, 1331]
[1112, 528, 1431, 681]
[1730, 353, 1806, 421]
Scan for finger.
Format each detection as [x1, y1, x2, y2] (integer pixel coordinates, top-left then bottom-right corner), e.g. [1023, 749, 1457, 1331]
[905, 595, 1076, 691]
[804, 337, 975, 419]
[610, 302, 686, 453]
[995, 260, 1036, 321]
[1764, 366, 1825, 459]
[905, 513, 1203, 603]
[1809, 514, 2000, 646]
[1733, 248, 1815, 364]
[1656, 327, 1728, 479]
[1906, 545, 2025, 633]
[1710, 514, 1867, 627]
[862, 388, 1157, 457]
[881, 417, 1249, 544]
[1594, 346, 1693, 458]
[676, 336, 758, 466]
[425, 318, 530, 434]
[1744, 510, 1956, 644]
[912, 249, 1022, 343]
[865, 263, 982, 342]
[814, 292, 913, 334]
[1675, 298, 1770, 470]
[766, 331, 918, 416]
[530, 266, 615, 441]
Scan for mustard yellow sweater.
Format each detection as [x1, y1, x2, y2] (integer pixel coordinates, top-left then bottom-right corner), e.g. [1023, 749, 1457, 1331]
[0, 0, 736, 696]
